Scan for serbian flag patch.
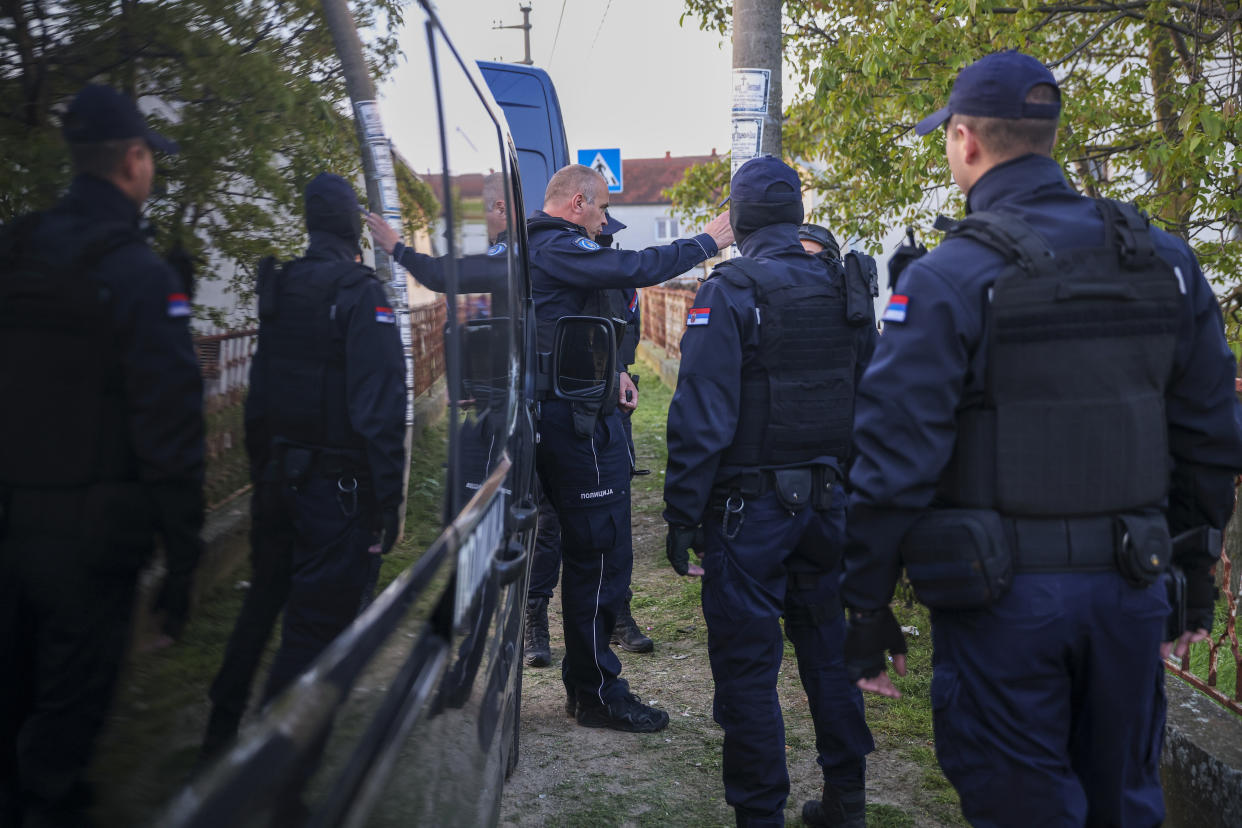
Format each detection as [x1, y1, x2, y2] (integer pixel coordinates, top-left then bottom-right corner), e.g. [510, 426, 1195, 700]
[167, 293, 191, 318]
[628, 290, 639, 313]
[686, 306, 711, 326]
[881, 294, 908, 324]
[375, 306, 395, 324]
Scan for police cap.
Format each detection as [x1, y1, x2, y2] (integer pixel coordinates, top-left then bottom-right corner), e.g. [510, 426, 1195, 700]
[62, 84, 179, 154]
[305, 173, 364, 241]
[915, 50, 1061, 136]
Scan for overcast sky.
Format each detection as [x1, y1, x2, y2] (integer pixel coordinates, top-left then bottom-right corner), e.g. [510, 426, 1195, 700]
[380, 0, 743, 162]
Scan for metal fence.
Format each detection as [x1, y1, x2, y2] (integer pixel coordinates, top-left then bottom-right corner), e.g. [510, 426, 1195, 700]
[194, 300, 449, 509]
[639, 285, 697, 359]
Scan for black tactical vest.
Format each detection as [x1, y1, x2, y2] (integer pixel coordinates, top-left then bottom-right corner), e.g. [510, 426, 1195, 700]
[937, 200, 1182, 516]
[716, 256, 861, 468]
[255, 256, 374, 451]
[0, 213, 140, 488]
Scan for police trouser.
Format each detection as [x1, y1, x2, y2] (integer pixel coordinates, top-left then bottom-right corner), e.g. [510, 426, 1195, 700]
[930, 568, 1168, 827]
[535, 401, 632, 705]
[700, 486, 873, 825]
[259, 474, 380, 705]
[0, 489, 146, 827]
[204, 483, 295, 755]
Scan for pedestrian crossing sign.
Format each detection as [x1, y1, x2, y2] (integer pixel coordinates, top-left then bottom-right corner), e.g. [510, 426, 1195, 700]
[577, 148, 623, 193]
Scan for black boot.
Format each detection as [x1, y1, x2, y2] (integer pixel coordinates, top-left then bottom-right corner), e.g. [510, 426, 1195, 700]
[523, 596, 551, 668]
[576, 691, 669, 733]
[610, 598, 653, 653]
[802, 785, 866, 828]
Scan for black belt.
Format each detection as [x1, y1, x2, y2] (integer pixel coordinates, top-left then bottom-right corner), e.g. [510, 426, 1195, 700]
[1006, 516, 1118, 573]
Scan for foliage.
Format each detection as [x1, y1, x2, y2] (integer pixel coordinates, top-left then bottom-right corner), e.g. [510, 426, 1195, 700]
[394, 157, 440, 240]
[675, 0, 1242, 311]
[0, 0, 407, 317]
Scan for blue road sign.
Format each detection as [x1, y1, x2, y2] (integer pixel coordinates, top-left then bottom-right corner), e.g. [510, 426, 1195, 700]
[577, 148, 623, 193]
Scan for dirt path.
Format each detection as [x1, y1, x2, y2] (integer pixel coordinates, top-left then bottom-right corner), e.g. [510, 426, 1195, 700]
[498, 366, 963, 827]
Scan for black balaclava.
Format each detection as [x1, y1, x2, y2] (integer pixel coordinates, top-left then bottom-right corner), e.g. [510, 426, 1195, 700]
[728, 156, 805, 246]
[304, 172, 363, 246]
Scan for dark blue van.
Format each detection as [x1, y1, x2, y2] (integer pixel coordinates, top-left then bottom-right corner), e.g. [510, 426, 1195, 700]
[157, 4, 605, 825]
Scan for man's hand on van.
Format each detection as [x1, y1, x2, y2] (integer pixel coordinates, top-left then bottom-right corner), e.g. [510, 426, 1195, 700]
[703, 210, 734, 250]
[365, 213, 400, 256]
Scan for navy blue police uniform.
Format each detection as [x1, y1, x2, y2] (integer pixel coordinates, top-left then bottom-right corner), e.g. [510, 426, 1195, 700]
[0, 85, 204, 826]
[528, 207, 717, 729]
[664, 158, 877, 827]
[842, 52, 1242, 827]
[205, 174, 406, 745]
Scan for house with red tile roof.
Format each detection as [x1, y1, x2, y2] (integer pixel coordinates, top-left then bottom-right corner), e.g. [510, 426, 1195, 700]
[604, 150, 720, 272]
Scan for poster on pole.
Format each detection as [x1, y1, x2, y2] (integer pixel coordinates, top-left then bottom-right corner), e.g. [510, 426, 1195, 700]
[732, 68, 771, 115]
[369, 140, 395, 179]
[355, 100, 385, 141]
[731, 117, 763, 176]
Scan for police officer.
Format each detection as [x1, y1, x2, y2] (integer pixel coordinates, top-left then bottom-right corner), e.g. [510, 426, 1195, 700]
[524, 212, 654, 667]
[531, 163, 731, 731]
[0, 84, 204, 826]
[842, 51, 1242, 826]
[664, 157, 877, 827]
[203, 173, 406, 752]
[797, 223, 840, 260]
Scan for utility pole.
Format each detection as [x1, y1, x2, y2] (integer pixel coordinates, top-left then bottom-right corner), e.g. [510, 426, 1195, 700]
[494, 3, 534, 65]
[731, 0, 782, 174]
[318, 0, 414, 531]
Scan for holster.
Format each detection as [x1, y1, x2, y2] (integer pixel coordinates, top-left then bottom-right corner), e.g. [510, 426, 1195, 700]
[843, 252, 877, 326]
[1165, 566, 1187, 642]
[900, 509, 1012, 610]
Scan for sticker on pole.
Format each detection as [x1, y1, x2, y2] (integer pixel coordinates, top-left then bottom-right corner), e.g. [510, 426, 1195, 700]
[355, 100, 385, 141]
[732, 68, 771, 115]
[577, 148, 623, 193]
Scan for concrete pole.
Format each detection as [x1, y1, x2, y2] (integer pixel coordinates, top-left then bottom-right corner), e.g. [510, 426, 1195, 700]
[732, 0, 782, 160]
[319, 0, 413, 535]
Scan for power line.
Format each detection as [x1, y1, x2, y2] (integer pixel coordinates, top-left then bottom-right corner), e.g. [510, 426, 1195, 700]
[547, 0, 568, 68]
[588, 0, 613, 54]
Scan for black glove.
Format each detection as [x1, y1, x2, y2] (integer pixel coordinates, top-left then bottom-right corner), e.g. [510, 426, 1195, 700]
[150, 481, 205, 640]
[1173, 525, 1222, 634]
[374, 507, 400, 555]
[665, 524, 703, 576]
[844, 607, 908, 682]
[887, 228, 927, 293]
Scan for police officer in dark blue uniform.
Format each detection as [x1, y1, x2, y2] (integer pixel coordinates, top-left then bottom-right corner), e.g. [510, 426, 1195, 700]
[524, 212, 654, 666]
[530, 164, 732, 731]
[664, 157, 877, 827]
[0, 84, 204, 826]
[842, 51, 1242, 826]
[204, 173, 406, 749]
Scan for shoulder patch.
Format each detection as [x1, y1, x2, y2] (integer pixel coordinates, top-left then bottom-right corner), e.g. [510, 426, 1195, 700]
[574, 237, 601, 252]
[167, 293, 191, 318]
[487, 242, 506, 257]
[686, 307, 711, 326]
[881, 294, 908, 324]
[375, 306, 395, 324]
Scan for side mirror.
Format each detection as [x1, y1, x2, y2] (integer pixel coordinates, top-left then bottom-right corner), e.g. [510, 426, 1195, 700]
[552, 316, 616, 403]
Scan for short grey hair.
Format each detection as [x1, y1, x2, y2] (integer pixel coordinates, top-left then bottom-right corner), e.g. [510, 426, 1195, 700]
[543, 164, 605, 209]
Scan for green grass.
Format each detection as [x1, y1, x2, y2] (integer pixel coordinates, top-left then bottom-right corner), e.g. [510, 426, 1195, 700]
[1170, 593, 1239, 704]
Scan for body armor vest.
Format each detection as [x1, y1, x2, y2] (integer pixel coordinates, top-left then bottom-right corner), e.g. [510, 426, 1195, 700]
[716, 256, 861, 469]
[256, 256, 373, 451]
[937, 200, 1182, 516]
[0, 213, 139, 488]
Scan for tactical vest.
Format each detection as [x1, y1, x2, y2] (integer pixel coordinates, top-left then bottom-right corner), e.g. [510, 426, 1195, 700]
[716, 256, 862, 468]
[936, 200, 1182, 516]
[255, 256, 374, 451]
[0, 212, 140, 488]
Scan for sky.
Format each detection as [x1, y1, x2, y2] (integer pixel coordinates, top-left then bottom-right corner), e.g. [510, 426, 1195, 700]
[379, 0, 742, 162]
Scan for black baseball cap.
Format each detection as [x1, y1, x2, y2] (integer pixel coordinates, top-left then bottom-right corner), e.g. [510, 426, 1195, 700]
[62, 84, 179, 153]
[914, 50, 1061, 136]
[602, 211, 627, 236]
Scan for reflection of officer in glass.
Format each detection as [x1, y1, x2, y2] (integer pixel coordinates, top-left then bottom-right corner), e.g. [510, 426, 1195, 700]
[531, 164, 732, 733]
[843, 52, 1242, 826]
[203, 173, 406, 754]
[0, 84, 204, 826]
[663, 157, 877, 827]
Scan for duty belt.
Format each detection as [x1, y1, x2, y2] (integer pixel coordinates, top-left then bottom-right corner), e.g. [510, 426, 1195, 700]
[1006, 515, 1124, 573]
[710, 464, 840, 510]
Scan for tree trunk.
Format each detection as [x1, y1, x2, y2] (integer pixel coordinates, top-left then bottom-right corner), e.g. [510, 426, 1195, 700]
[733, 0, 783, 158]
